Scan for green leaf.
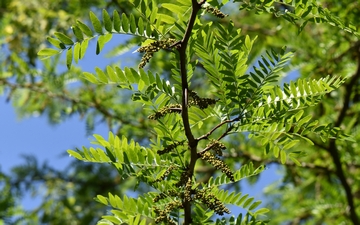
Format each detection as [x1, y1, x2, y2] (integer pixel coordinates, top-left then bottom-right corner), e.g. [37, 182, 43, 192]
[245, 35, 251, 50]
[96, 195, 108, 205]
[38, 48, 60, 57]
[122, 13, 129, 32]
[83, 72, 98, 84]
[67, 149, 84, 160]
[77, 20, 93, 37]
[66, 47, 73, 69]
[54, 32, 74, 45]
[273, 145, 280, 158]
[71, 25, 84, 41]
[253, 208, 270, 215]
[101, 216, 121, 224]
[242, 197, 254, 208]
[107, 66, 118, 82]
[47, 37, 66, 49]
[161, 3, 187, 14]
[294, 110, 304, 121]
[283, 140, 299, 150]
[290, 80, 298, 97]
[138, 17, 144, 35]
[280, 150, 287, 164]
[90, 11, 103, 34]
[289, 156, 302, 166]
[146, 22, 152, 37]
[105, 147, 116, 163]
[96, 33, 112, 55]
[149, 5, 157, 23]
[297, 114, 312, 127]
[129, 14, 136, 34]
[157, 13, 176, 24]
[73, 42, 80, 64]
[80, 38, 89, 59]
[103, 9, 112, 33]
[113, 10, 121, 32]
[248, 200, 262, 210]
[95, 67, 108, 83]
[251, 72, 261, 84]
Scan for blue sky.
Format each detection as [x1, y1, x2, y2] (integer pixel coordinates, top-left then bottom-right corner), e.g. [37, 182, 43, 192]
[1, 35, 283, 214]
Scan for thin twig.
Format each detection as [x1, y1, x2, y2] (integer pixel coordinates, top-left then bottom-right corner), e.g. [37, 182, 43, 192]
[197, 123, 234, 155]
[196, 119, 236, 141]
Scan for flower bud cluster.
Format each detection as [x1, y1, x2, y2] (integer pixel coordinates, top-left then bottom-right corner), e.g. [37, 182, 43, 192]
[153, 192, 167, 203]
[203, 6, 228, 18]
[194, 189, 230, 215]
[137, 38, 177, 68]
[199, 151, 234, 182]
[157, 140, 185, 155]
[148, 104, 182, 120]
[207, 139, 226, 156]
[184, 177, 192, 202]
[189, 90, 217, 109]
[175, 167, 191, 187]
[153, 200, 181, 225]
[153, 165, 176, 183]
[153, 189, 178, 203]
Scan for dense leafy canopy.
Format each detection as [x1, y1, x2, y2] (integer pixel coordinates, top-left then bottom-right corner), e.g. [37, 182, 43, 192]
[1, 0, 360, 224]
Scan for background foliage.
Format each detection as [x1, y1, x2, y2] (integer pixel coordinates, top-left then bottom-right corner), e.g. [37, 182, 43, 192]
[1, 0, 360, 224]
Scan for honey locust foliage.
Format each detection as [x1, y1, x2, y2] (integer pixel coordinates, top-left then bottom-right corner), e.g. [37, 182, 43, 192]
[39, 0, 356, 224]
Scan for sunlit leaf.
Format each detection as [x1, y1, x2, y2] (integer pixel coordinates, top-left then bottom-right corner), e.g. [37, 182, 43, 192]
[90, 11, 103, 34]
[77, 20, 93, 37]
[54, 32, 74, 45]
[66, 47, 73, 69]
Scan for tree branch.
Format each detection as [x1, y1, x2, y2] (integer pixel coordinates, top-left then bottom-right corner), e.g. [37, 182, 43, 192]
[176, 0, 205, 224]
[327, 46, 360, 225]
[196, 119, 235, 141]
